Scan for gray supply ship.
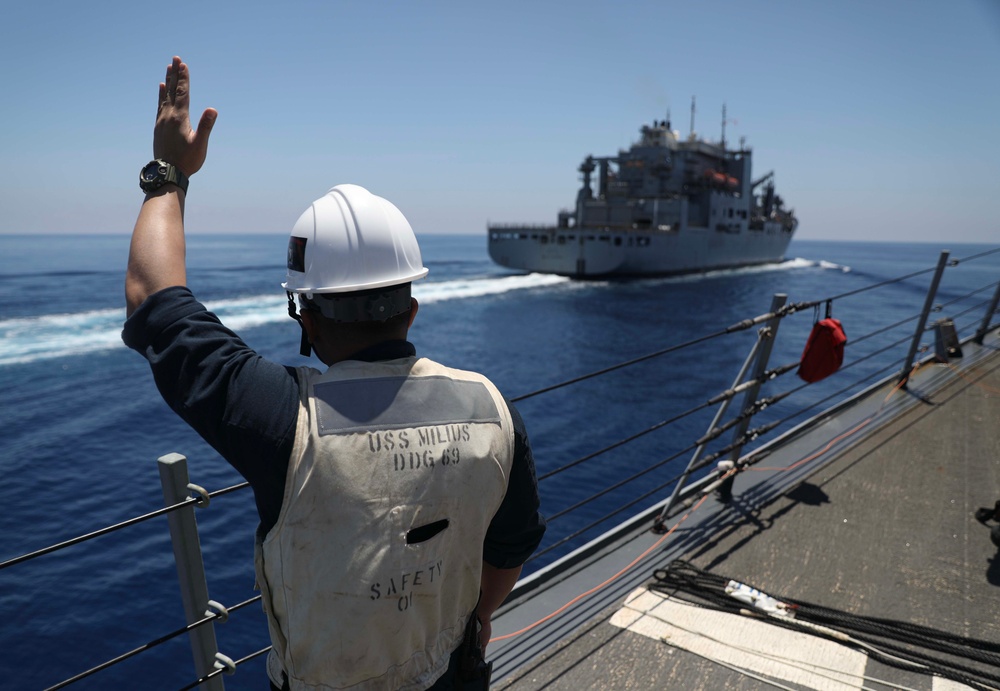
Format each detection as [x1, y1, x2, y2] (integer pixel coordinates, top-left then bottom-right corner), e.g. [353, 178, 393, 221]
[489, 110, 798, 277]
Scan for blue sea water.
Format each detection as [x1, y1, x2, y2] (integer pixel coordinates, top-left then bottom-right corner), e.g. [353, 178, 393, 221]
[1, 234, 998, 690]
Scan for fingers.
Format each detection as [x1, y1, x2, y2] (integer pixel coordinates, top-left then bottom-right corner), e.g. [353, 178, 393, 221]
[173, 57, 190, 110]
[197, 108, 218, 131]
[161, 57, 184, 107]
[164, 58, 177, 103]
[193, 108, 218, 152]
[152, 56, 216, 175]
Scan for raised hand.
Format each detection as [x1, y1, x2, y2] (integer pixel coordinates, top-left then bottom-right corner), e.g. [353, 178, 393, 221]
[154, 56, 217, 176]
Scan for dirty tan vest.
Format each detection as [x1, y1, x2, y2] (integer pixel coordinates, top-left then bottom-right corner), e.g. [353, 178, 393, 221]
[256, 356, 514, 690]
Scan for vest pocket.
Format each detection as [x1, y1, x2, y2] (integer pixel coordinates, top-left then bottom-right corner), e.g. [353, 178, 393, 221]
[406, 518, 450, 544]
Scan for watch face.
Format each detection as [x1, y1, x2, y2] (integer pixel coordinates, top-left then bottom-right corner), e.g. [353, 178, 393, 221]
[139, 160, 183, 194]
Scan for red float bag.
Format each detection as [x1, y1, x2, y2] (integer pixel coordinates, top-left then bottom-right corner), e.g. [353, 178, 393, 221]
[797, 318, 847, 383]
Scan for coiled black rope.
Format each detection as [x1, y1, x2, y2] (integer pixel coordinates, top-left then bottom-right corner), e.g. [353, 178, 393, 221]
[650, 560, 1000, 691]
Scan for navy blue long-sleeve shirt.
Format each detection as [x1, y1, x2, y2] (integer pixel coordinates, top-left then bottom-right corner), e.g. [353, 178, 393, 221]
[123, 286, 545, 568]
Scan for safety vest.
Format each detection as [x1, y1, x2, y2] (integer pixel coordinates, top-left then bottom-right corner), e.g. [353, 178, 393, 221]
[256, 356, 514, 690]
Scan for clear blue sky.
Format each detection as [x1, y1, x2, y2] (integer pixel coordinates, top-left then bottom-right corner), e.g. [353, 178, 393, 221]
[1, 0, 998, 242]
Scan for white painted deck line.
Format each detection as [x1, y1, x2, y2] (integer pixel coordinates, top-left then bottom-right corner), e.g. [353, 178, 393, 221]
[610, 587, 869, 691]
[933, 679, 977, 691]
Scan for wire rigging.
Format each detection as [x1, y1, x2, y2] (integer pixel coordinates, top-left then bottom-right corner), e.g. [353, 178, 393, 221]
[0, 497, 197, 571]
[954, 246, 1000, 263]
[176, 647, 271, 691]
[0, 481, 252, 572]
[510, 303, 814, 402]
[537, 399, 713, 481]
[43, 596, 261, 691]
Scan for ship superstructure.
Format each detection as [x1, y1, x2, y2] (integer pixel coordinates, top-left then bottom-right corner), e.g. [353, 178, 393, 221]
[489, 110, 797, 277]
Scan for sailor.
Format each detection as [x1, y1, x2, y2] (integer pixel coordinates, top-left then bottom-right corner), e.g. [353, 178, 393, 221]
[123, 56, 545, 690]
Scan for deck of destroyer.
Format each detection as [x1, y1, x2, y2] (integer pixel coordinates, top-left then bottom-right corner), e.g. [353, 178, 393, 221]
[489, 333, 1000, 690]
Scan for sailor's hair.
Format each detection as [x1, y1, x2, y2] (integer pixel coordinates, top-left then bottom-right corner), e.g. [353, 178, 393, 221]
[298, 283, 412, 324]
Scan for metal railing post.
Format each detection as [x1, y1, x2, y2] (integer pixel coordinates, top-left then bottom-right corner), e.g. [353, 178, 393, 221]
[974, 279, 1000, 345]
[157, 453, 225, 691]
[899, 250, 950, 384]
[715, 293, 787, 502]
[652, 333, 763, 528]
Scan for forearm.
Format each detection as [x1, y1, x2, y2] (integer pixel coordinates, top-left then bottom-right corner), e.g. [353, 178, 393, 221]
[126, 187, 187, 316]
[479, 561, 521, 626]
[127, 56, 216, 317]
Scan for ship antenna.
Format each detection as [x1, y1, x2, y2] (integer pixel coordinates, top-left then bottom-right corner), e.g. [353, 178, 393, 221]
[689, 96, 696, 137]
[721, 103, 727, 150]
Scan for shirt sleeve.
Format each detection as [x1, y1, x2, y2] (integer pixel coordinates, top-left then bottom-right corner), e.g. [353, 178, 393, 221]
[122, 286, 298, 529]
[483, 397, 546, 569]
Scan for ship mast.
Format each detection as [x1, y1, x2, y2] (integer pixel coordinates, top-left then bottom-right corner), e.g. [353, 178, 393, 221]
[689, 96, 696, 138]
[721, 103, 727, 150]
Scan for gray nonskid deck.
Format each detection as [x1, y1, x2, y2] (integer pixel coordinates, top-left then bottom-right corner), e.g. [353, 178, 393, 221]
[490, 335, 1000, 690]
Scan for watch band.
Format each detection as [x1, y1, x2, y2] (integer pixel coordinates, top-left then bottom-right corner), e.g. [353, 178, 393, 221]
[139, 159, 189, 195]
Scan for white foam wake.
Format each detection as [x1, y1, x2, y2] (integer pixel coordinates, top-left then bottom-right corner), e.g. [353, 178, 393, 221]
[817, 259, 851, 272]
[0, 262, 850, 368]
[637, 258, 850, 285]
[712, 257, 850, 275]
[0, 273, 572, 367]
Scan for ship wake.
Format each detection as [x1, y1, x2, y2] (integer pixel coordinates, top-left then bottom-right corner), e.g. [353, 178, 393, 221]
[0, 273, 574, 367]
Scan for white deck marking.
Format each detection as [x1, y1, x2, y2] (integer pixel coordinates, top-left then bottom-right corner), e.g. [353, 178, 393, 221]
[933, 678, 977, 690]
[611, 588, 868, 691]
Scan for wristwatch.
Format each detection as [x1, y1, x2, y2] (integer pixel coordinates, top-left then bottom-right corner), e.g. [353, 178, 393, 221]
[139, 159, 189, 195]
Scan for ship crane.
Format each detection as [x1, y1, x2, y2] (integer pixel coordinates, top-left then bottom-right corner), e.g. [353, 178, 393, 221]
[751, 171, 774, 190]
[577, 155, 620, 200]
[578, 156, 596, 199]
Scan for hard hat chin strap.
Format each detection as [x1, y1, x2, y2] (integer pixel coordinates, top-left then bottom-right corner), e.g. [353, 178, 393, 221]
[286, 291, 312, 357]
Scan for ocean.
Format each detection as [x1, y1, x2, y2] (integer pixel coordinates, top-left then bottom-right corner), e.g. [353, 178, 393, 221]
[2, 234, 998, 690]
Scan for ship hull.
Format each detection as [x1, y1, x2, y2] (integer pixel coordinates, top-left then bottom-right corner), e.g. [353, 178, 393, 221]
[488, 225, 794, 277]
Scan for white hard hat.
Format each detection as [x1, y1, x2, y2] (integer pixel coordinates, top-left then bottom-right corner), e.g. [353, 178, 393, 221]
[282, 184, 428, 296]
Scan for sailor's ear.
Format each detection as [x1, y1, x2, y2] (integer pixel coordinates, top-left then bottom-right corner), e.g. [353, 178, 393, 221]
[300, 309, 320, 345]
[407, 298, 419, 328]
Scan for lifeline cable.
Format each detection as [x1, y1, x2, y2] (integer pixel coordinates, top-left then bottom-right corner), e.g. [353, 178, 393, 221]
[936, 281, 999, 311]
[176, 646, 271, 691]
[527, 471, 682, 563]
[949, 297, 995, 324]
[742, 361, 914, 475]
[765, 355, 906, 434]
[537, 398, 714, 481]
[954, 246, 1000, 263]
[0, 480, 251, 572]
[0, 497, 201, 571]
[44, 596, 262, 691]
[749, 333, 918, 448]
[510, 302, 813, 403]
